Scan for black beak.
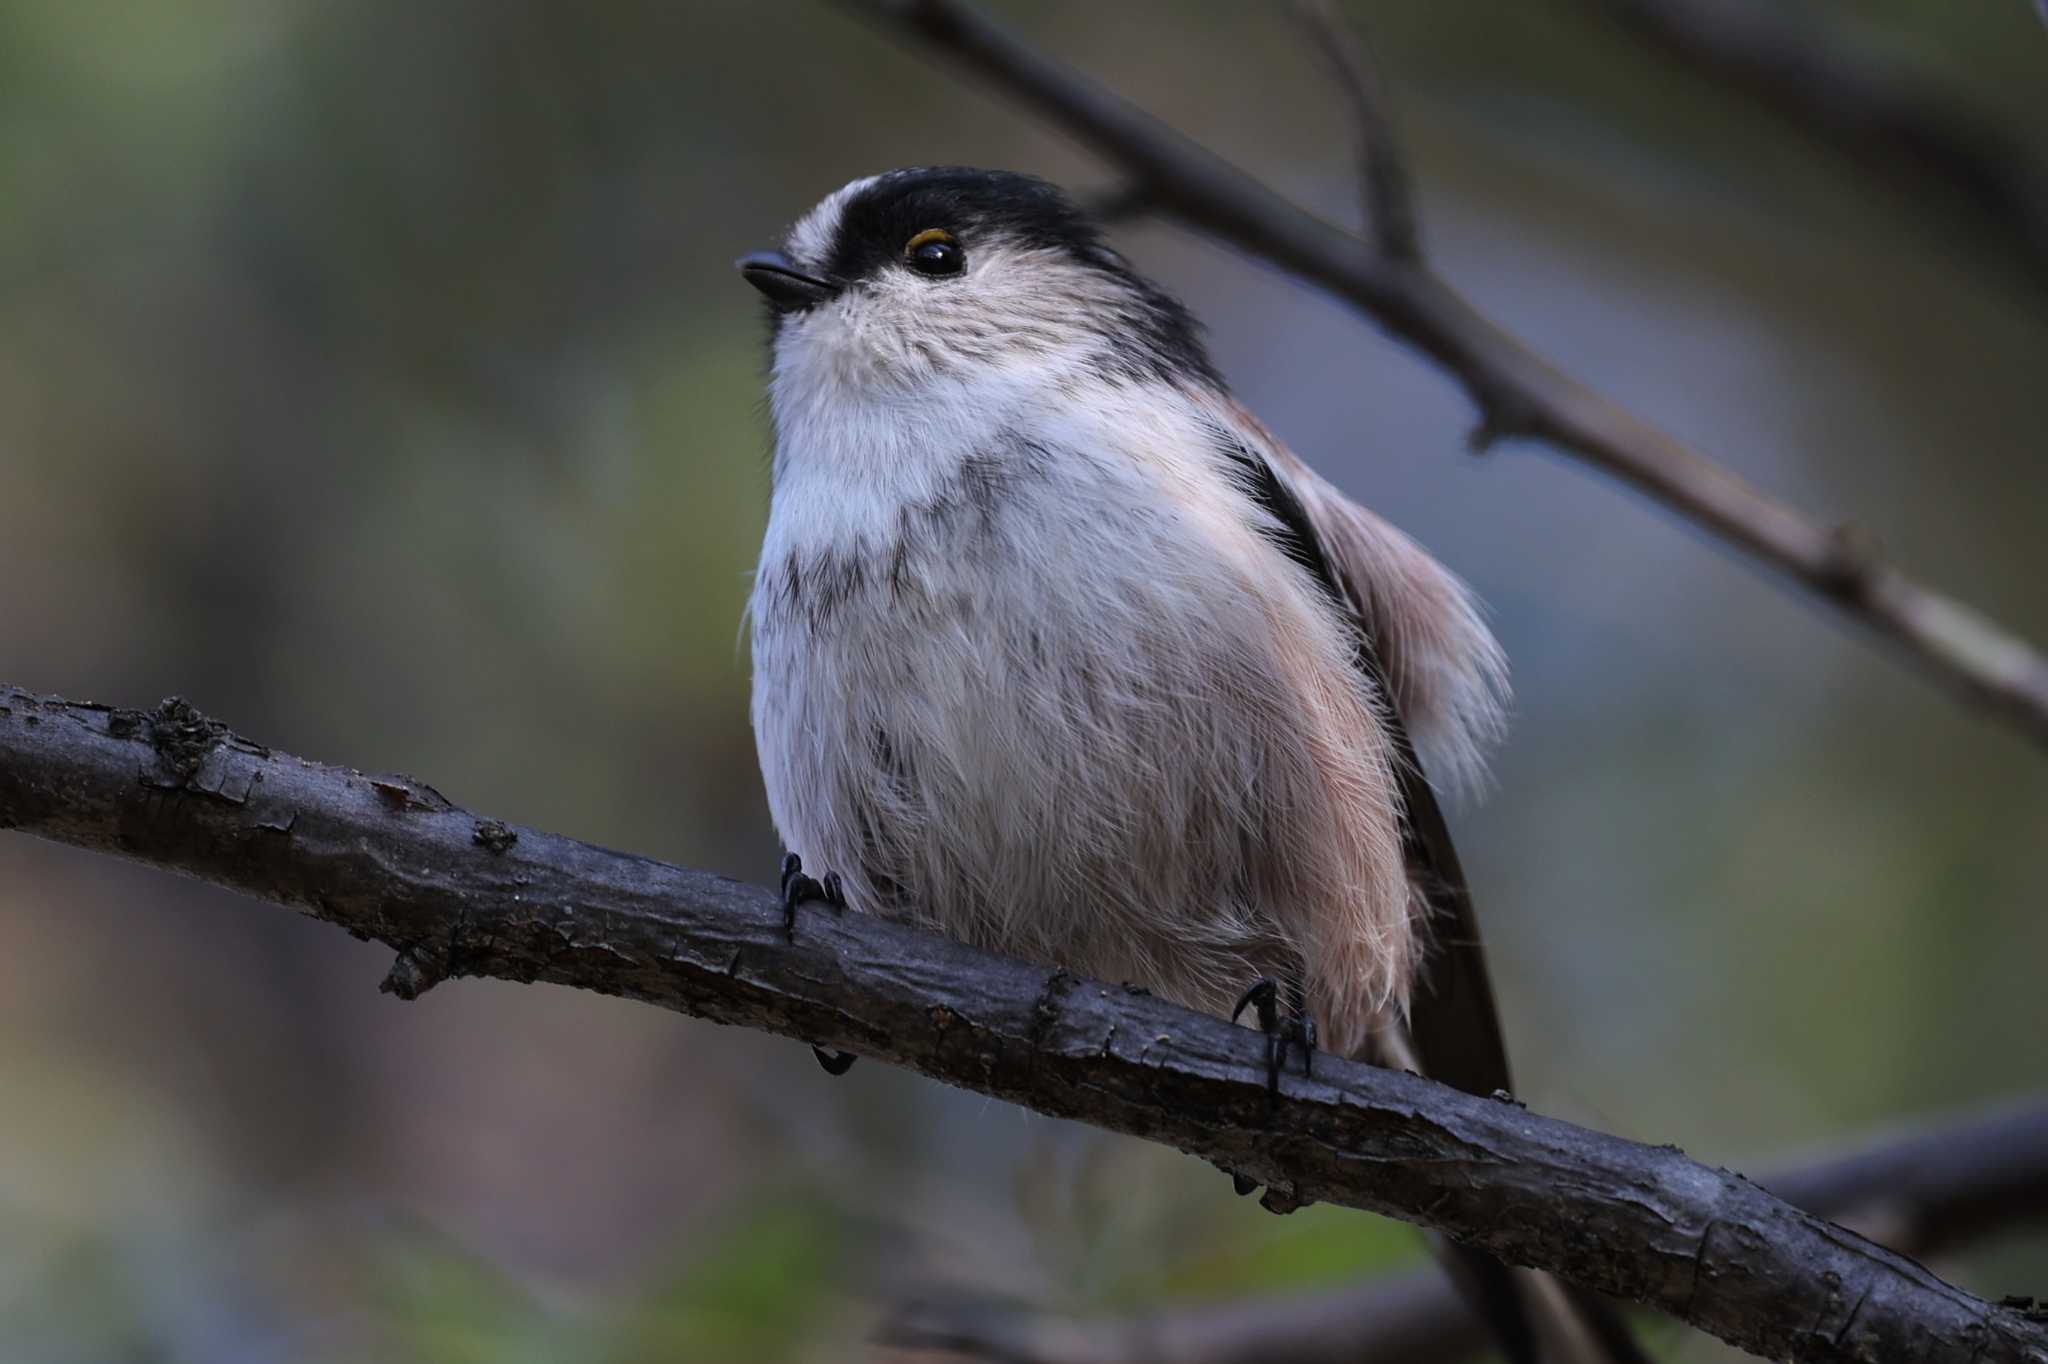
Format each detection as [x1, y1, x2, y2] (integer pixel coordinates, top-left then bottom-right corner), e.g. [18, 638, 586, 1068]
[738, 251, 837, 313]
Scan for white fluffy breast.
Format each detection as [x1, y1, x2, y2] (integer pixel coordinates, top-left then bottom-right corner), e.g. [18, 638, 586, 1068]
[747, 371, 1417, 1054]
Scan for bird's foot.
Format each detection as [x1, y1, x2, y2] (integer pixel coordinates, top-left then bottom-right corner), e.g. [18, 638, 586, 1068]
[1222, 976, 1316, 1207]
[780, 852, 846, 939]
[1231, 976, 1317, 1098]
[779, 852, 857, 1076]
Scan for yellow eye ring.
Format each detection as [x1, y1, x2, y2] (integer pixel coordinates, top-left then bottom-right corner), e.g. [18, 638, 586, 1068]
[905, 228, 965, 277]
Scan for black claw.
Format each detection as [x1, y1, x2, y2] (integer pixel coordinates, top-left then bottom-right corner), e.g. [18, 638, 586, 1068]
[1231, 978, 1278, 1028]
[779, 852, 810, 941]
[779, 853, 847, 941]
[1232, 977, 1283, 1096]
[1231, 976, 1317, 1097]
[813, 1046, 857, 1076]
[1288, 979, 1316, 1082]
[781, 854, 856, 1073]
[1223, 976, 1317, 1202]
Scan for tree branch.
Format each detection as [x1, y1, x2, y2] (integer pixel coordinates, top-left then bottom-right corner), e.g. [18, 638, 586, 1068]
[881, 1097, 2048, 1364]
[827, 0, 2048, 750]
[1583, 0, 2048, 279]
[2, 686, 2044, 1363]
[1290, 0, 1419, 261]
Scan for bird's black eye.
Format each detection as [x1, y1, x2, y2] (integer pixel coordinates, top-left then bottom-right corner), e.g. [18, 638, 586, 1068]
[905, 228, 964, 277]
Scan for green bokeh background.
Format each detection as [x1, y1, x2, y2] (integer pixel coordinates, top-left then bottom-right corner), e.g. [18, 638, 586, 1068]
[2, 3, 2044, 1360]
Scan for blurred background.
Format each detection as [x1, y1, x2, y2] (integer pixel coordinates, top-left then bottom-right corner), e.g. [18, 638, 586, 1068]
[2, 1, 2044, 1360]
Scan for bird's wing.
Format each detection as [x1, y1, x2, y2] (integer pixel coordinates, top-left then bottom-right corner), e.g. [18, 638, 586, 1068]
[1197, 397, 1649, 1364]
[1242, 424, 1509, 799]
[1195, 396, 1511, 1094]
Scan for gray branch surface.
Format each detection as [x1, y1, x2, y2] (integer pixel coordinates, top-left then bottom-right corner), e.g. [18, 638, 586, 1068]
[829, 0, 2048, 750]
[885, 1098, 2048, 1364]
[2, 687, 2045, 1364]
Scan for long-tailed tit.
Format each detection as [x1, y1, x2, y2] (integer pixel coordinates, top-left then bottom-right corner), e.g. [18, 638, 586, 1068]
[739, 168, 1635, 1364]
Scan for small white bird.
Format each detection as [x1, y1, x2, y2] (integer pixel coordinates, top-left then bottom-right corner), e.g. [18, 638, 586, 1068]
[739, 168, 1632, 1364]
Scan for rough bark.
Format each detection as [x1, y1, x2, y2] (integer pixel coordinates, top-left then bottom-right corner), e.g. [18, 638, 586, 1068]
[2, 687, 2044, 1364]
[883, 1098, 2048, 1363]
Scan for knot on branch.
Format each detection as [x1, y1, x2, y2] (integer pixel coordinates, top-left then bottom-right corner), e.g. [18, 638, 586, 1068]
[1259, 1183, 1306, 1215]
[1819, 522, 1887, 603]
[380, 947, 445, 1001]
[472, 818, 519, 854]
[147, 696, 228, 781]
[1466, 397, 1541, 454]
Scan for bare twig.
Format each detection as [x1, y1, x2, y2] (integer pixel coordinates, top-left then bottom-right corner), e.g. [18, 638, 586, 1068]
[1768, 1097, 2048, 1258]
[2, 687, 2046, 1363]
[881, 1097, 2048, 1364]
[1291, 0, 1419, 260]
[829, 0, 2048, 750]
[1077, 181, 1154, 225]
[1585, 0, 2048, 275]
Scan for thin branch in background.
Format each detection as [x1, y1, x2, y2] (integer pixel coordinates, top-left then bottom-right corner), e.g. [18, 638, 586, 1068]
[1076, 181, 1154, 225]
[831, 0, 2048, 751]
[3, 688, 2047, 1364]
[1291, 0, 1419, 260]
[880, 1098, 2048, 1364]
[1585, 0, 2048, 279]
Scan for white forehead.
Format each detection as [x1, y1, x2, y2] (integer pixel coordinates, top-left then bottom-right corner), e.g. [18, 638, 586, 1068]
[784, 174, 886, 272]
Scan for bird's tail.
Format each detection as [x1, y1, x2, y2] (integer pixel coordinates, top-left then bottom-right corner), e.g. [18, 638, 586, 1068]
[1380, 752, 1648, 1364]
[1371, 1021, 1648, 1364]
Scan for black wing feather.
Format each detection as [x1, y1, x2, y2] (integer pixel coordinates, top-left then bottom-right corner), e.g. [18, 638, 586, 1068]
[1219, 436, 1649, 1364]
[1215, 436, 1511, 1093]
